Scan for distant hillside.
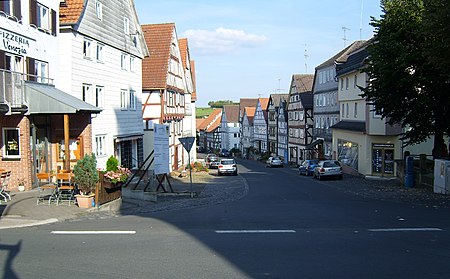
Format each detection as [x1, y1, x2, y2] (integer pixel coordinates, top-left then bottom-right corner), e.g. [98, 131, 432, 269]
[196, 107, 215, 118]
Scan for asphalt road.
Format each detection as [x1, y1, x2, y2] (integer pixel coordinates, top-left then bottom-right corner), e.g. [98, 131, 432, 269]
[1, 159, 450, 279]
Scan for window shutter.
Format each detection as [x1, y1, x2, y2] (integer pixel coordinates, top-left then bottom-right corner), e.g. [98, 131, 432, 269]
[51, 9, 57, 36]
[0, 1, 6, 13]
[30, 0, 37, 26]
[27, 57, 36, 81]
[13, 0, 21, 20]
[0, 52, 5, 69]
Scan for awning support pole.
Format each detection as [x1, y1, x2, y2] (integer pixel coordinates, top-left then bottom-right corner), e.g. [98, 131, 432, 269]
[64, 114, 70, 171]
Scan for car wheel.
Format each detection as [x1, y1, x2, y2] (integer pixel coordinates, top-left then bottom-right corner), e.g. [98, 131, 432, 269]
[234, 171, 238, 176]
[218, 172, 222, 176]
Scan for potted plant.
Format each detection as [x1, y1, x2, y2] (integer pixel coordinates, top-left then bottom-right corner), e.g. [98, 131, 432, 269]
[102, 156, 131, 189]
[73, 153, 99, 208]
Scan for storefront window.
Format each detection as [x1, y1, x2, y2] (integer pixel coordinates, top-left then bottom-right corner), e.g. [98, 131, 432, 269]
[2, 127, 20, 158]
[372, 143, 395, 176]
[337, 139, 358, 170]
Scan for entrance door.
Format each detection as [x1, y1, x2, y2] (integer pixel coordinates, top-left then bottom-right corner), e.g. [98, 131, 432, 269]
[120, 140, 132, 169]
[372, 144, 395, 176]
[31, 120, 52, 188]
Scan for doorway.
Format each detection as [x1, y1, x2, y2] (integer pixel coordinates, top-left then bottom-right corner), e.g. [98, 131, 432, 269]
[372, 143, 395, 176]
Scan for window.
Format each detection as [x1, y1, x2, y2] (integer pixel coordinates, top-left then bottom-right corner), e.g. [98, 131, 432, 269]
[96, 44, 104, 62]
[83, 39, 92, 59]
[346, 103, 349, 118]
[342, 103, 345, 118]
[2, 127, 20, 158]
[129, 90, 136, 110]
[34, 60, 48, 83]
[120, 89, 128, 109]
[340, 78, 344, 90]
[37, 2, 50, 31]
[82, 84, 92, 104]
[234, 133, 238, 138]
[121, 53, 127, 70]
[354, 75, 358, 88]
[124, 17, 130, 35]
[130, 56, 135, 72]
[345, 77, 349, 90]
[0, 0, 21, 19]
[96, 0, 103, 20]
[95, 135, 106, 157]
[95, 86, 104, 107]
[354, 102, 358, 118]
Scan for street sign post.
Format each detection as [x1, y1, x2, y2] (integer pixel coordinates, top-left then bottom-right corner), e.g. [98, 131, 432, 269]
[179, 137, 196, 197]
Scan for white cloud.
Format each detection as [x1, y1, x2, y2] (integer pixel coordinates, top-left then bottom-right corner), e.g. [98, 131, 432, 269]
[183, 27, 268, 54]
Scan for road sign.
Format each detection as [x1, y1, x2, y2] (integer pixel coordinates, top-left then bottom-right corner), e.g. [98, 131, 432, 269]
[179, 137, 195, 153]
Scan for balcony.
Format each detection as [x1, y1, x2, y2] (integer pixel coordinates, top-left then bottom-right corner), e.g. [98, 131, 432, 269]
[0, 69, 53, 115]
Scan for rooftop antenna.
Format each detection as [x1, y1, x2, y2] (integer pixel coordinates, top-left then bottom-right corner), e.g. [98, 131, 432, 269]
[277, 78, 281, 93]
[304, 44, 309, 73]
[359, 0, 364, 40]
[342, 26, 350, 47]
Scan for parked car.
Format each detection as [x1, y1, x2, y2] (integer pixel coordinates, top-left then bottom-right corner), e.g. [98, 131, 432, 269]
[206, 154, 220, 169]
[313, 160, 343, 180]
[266, 156, 283, 168]
[217, 158, 238, 176]
[299, 159, 319, 176]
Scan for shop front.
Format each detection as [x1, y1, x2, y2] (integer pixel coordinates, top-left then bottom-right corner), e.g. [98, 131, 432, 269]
[371, 143, 395, 177]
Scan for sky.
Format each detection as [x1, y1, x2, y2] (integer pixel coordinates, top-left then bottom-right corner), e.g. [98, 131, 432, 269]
[134, 0, 383, 107]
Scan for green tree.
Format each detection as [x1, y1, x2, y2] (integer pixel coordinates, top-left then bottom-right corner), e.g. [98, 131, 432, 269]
[208, 100, 238, 108]
[362, 0, 450, 158]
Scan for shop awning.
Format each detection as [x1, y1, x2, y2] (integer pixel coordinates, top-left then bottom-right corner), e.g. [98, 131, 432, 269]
[305, 139, 323, 150]
[25, 82, 102, 114]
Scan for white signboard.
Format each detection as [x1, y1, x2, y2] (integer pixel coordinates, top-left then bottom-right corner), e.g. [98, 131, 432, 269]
[154, 124, 170, 175]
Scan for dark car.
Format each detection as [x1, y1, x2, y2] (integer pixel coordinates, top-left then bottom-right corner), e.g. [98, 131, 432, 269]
[298, 159, 319, 176]
[220, 149, 230, 157]
[206, 154, 219, 169]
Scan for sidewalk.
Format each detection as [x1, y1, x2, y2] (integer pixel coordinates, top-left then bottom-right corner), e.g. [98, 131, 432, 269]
[0, 171, 219, 230]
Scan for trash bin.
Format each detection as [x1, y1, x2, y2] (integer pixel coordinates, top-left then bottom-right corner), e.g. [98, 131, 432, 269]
[404, 156, 414, 188]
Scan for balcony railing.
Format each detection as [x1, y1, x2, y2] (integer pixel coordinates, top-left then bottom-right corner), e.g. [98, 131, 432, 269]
[0, 69, 53, 114]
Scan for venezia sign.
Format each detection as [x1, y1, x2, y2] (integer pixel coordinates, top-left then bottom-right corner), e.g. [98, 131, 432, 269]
[0, 28, 33, 55]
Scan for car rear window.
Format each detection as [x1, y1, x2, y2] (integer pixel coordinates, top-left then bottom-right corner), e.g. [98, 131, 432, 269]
[323, 161, 339, 167]
[221, 159, 235, 165]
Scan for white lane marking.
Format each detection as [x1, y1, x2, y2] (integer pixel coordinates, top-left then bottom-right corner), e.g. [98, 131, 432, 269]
[51, 231, 136, 235]
[215, 230, 296, 234]
[368, 228, 442, 232]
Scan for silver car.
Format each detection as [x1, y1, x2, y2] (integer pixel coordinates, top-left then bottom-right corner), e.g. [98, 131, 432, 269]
[313, 160, 343, 180]
[266, 156, 283, 168]
[218, 159, 238, 176]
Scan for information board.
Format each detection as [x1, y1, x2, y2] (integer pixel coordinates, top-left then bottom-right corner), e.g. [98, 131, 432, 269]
[153, 124, 170, 175]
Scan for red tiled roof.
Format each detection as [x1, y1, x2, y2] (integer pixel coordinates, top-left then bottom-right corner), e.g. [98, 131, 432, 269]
[198, 108, 222, 132]
[59, 0, 85, 25]
[239, 98, 258, 118]
[178, 38, 188, 69]
[190, 60, 197, 101]
[142, 23, 175, 90]
[244, 107, 256, 125]
[258, 98, 270, 111]
[196, 118, 206, 130]
[223, 105, 239, 123]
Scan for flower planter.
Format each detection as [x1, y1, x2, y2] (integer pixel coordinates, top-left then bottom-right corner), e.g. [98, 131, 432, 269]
[75, 194, 95, 208]
[103, 181, 122, 189]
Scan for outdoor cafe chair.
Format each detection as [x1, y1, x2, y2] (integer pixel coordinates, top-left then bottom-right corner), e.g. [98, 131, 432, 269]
[36, 172, 58, 205]
[55, 172, 76, 206]
[0, 170, 11, 203]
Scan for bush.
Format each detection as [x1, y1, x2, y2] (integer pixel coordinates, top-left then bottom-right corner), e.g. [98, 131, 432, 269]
[73, 153, 99, 194]
[106, 155, 119, 172]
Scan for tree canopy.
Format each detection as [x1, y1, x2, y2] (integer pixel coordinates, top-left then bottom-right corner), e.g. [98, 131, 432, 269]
[362, 0, 450, 158]
[208, 100, 239, 108]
